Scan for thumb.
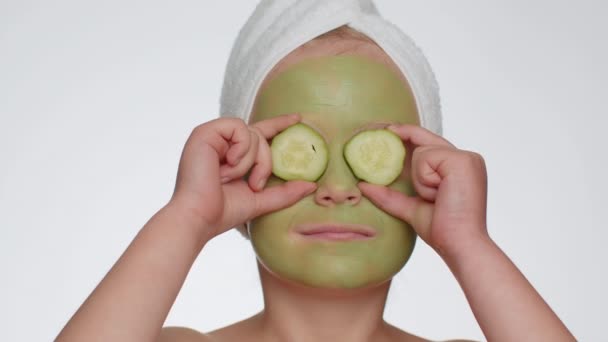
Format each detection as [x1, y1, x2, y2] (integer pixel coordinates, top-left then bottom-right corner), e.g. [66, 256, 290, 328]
[251, 181, 317, 218]
[358, 182, 433, 238]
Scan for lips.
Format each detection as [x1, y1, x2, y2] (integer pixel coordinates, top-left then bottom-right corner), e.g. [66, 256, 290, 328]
[294, 223, 376, 241]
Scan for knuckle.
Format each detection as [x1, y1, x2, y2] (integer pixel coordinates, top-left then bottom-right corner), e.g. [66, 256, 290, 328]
[226, 116, 244, 124]
[223, 117, 248, 132]
[192, 121, 208, 134]
[462, 151, 486, 169]
[411, 145, 435, 164]
[236, 117, 248, 128]
[411, 146, 425, 160]
[191, 123, 209, 140]
[249, 127, 260, 137]
[233, 119, 248, 133]
[468, 151, 485, 163]
[249, 124, 263, 134]
[252, 127, 267, 143]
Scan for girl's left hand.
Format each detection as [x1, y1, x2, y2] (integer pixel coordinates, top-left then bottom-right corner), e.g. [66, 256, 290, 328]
[358, 124, 489, 257]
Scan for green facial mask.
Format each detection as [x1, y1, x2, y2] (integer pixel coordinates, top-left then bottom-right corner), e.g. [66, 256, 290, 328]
[250, 55, 419, 289]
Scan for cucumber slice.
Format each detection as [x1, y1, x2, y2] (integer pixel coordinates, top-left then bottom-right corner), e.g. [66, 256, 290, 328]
[344, 129, 405, 185]
[271, 123, 329, 181]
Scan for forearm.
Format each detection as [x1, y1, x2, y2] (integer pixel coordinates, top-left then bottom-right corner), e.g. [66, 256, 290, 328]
[442, 233, 575, 342]
[57, 202, 209, 342]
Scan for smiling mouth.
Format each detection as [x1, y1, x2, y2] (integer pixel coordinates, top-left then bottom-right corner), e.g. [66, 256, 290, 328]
[294, 223, 376, 241]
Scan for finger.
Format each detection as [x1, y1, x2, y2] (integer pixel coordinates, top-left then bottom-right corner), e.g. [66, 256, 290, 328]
[410, 146, 443, 202]
[199, 118, 251, 165]
[411, 146, 473, 203]
[358, 182, 433, 235]
[224, 121, 252, 166]
[358, 182, 418, 223]
[388, 124, 455, 148]
[251, 113, 301, 139]
[251, 181, 317, 218]
[247, 134, 272, 191]
[220, 130, 259, 181]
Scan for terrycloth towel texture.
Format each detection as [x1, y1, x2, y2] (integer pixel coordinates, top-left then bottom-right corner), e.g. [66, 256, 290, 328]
[220, 0, 442, 135]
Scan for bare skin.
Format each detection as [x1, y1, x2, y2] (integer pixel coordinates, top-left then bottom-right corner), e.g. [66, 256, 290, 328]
[200, 39, 441, 342]
[57, 34, 575, 342]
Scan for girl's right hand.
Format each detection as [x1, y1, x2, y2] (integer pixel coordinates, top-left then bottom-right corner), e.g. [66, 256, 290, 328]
[170, 114, 317, 242]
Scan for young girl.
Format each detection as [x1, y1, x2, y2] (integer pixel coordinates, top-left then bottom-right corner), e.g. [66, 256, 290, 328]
[57, 2, 575, 341]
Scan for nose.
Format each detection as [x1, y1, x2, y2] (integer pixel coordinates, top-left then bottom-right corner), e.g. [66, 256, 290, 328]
[314, 156, 362, 207]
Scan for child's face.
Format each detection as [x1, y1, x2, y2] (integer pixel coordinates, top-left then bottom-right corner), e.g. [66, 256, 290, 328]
[250, 54, 419, 289]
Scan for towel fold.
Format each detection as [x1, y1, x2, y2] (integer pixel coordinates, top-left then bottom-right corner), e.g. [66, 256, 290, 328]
[220, 0, 442, 135]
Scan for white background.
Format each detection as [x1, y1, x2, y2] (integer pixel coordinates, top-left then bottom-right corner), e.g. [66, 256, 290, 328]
[1, 1, 606, 341]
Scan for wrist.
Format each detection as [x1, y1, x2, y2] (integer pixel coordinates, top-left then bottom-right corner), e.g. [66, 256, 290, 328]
[163, 200, 214, 246]
[436, 229, 495, 267]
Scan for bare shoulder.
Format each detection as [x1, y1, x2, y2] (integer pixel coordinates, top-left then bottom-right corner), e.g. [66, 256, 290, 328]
[158, 326, 214, 342]
[159, 314, 261, 342]
[158, 322, 478, 342]
[384, 322, 478, 342]
[205, 312, 263, 341]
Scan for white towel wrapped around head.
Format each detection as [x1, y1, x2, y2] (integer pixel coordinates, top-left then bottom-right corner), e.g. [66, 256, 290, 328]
[220, 0, 442, 135]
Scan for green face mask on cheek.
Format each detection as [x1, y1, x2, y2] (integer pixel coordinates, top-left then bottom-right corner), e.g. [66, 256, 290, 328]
[250, 55, 419, 289]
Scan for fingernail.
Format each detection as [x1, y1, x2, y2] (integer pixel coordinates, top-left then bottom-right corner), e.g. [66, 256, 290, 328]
[257, 179, 266, 190]
[221, 177, 230, 183]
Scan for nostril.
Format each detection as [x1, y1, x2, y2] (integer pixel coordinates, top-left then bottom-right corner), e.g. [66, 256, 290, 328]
[315, 186, 361, 206]
[348, 196, 361, 205]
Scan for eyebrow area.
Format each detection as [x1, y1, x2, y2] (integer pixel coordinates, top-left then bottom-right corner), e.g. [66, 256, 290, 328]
[349, 121, 395, 137]
[297, 117, 397, 143]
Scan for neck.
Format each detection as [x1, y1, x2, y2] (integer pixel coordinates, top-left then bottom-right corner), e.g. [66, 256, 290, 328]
[255, 261, 393, 342]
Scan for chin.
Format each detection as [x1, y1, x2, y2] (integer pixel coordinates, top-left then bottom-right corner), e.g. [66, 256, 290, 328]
[255, 248, 412, 291]
[250, 213, 417, 292]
